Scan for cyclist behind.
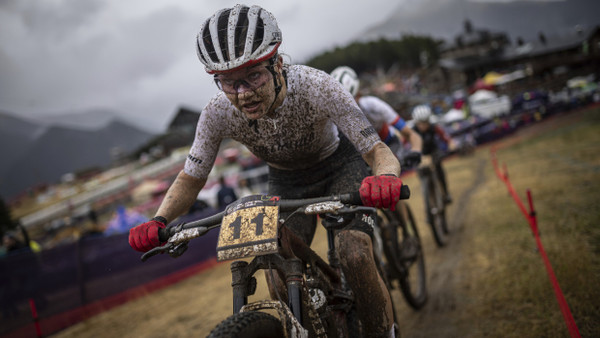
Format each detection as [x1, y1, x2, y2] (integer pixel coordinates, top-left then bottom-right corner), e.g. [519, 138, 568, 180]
[330, 66, 423, 170]
[129, 5, 402, 337]
[411, 104, 454, 204]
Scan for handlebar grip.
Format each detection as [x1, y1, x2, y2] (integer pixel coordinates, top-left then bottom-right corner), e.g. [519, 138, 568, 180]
[348, 190, 363, 206]
[400, 184, 411, 200]
[158, 227, 170, 243]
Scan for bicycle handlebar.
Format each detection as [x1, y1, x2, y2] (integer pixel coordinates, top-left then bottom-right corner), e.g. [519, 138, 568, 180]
[145, 186, 409, 261]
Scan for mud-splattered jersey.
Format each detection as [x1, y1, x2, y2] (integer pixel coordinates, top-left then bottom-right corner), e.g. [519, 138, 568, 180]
[358, 95, 406, 144]
[184, 65, 380, 180]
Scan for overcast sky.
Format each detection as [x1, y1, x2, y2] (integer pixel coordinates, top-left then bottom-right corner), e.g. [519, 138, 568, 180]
[0, 0, 567, 132]
[0, 0, 413, 132]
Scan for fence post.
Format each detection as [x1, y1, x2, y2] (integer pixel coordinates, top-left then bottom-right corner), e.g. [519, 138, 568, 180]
[29, 298, 42, 338]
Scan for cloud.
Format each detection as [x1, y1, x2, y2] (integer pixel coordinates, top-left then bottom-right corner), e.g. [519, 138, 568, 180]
[0, 0, 404, 132]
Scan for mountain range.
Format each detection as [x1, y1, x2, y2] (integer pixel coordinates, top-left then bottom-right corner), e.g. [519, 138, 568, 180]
[0, 110, 156, 200]
[360, 0, 600, 44]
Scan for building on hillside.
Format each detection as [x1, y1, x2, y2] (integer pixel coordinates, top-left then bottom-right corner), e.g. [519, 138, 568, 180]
[438, 20, 600, 94]
[438, 20, 511, 87]
[132, 106, 201, 159]
[167, 106, 201, 135]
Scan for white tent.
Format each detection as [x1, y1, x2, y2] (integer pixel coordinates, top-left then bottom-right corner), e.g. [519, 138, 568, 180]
[469, 89, 511, 118]
[469, 89, 498, 102]
[443, 108, 465, 124]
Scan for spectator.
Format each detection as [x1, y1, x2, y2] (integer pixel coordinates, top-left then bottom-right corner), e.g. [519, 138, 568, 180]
[216, 176, 238, 209]
[236, 178, 254, 198]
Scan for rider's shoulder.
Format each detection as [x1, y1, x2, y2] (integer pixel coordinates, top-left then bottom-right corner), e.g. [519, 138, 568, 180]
[199, 93, 240, 123]
[289, 64, 335, 84]
[358, 95, 383, 105]
[359, 95, 390, 111]
[288, 65, 346, 99]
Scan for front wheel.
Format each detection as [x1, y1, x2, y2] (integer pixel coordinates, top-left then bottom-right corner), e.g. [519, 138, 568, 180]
[208, 311, 285, 338]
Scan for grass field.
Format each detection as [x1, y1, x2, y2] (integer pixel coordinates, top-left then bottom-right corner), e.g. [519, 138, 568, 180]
[455, 106, 600, 337]
[53, 106, 600, 338]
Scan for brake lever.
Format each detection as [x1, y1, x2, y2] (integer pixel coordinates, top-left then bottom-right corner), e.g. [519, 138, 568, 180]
[141, 242, 174, 262]
[168, 241, 189, 258]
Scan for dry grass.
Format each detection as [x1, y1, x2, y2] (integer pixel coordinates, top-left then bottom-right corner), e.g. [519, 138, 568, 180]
[452, 107, 600, 337]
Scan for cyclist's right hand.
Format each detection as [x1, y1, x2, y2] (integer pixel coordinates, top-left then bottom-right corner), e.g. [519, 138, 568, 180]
[129, 217, 167, 252]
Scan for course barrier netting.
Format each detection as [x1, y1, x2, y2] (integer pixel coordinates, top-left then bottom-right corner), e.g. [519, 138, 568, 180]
[0, 208, 220, 338]
[490, 147, 580, 338]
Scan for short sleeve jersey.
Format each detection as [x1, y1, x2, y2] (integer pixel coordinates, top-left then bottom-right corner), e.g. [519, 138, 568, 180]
[358, 96, 406, 132]
[358, 95, 406, 144]
[184, 65, 381, 180]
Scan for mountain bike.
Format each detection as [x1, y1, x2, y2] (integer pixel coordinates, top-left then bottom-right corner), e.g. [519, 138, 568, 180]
[417, 154, 450, 247]
[141, 186, 422, 337]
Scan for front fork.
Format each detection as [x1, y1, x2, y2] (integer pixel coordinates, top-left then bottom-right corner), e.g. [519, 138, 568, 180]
[230, 256, 304, 323]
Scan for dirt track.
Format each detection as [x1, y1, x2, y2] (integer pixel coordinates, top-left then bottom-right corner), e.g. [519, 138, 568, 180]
[389, 154, 488, 338]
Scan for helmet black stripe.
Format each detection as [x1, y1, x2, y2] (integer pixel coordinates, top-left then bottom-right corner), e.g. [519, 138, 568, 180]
[234, 6, 249, 59]
[216, 9, 232, 62]
[202, 20, 219, 63]
[252, 9, 265, 54]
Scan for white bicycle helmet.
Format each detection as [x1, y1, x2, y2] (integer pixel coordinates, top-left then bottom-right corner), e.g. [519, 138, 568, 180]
[330, 66, 360, 97]
[412, 105, 433, 122]
[196, 5, 282, 74]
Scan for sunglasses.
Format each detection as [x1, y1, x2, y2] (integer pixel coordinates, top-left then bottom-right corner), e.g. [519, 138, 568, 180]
[214, 66, 273, 94]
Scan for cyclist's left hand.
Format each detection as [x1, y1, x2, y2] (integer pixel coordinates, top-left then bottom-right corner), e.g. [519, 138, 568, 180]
[360, 175, 403, 211]
[402, 151, 422, 169]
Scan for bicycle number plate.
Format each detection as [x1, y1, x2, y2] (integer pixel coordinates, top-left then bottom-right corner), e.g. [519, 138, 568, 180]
[217, 195, 281, 261]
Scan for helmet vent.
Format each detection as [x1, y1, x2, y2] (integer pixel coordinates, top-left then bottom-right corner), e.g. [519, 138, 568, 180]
[234, 6, 250, 58]
[202, 21, 219, 63]
[252, 11, 265, 54]
[216, 9, 232, 62]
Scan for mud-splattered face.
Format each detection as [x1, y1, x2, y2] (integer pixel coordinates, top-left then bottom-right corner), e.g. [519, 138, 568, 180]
[217, 58, 286, 120]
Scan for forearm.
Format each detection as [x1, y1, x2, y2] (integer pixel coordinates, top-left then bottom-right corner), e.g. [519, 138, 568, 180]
[401, 126, 422, 152]
[362, 142, 401, 177]
[155, 171, 206, 223]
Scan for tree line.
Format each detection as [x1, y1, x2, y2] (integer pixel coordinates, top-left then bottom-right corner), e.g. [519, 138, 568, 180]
[305, 35, 443, 74]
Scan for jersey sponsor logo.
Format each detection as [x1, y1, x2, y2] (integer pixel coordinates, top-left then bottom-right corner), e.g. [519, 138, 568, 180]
[187, 154, 203, 165]
[362, 213, 375, 229]
[360, 126, 377, 138]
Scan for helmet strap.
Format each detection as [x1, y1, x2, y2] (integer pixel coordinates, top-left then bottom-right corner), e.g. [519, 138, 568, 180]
[265, 55, 286, 114]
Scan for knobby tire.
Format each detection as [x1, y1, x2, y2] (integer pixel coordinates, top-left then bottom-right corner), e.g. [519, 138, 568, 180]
[207, 311, 284, 338]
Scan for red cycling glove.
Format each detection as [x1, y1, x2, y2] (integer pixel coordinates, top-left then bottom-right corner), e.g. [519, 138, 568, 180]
[359, 175, 403, 211]
[128, 217, 167, 252]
